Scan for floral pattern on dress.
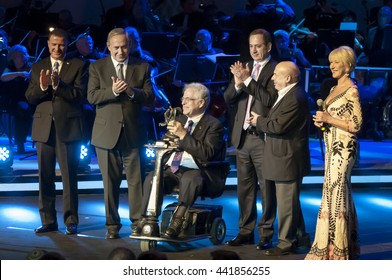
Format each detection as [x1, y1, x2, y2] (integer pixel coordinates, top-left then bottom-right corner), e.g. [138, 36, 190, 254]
[305, 86, 362, 260]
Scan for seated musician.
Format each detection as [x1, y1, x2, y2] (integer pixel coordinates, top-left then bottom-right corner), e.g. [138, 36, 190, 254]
[187, 29, 223, 55]
[67, 33, 105, 63]
[174, 29, 229, 120]
[132, 82, 226, 238]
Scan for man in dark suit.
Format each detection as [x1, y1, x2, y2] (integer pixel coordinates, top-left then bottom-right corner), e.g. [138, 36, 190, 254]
[25, 28, 87, 235]
[87, 28, 154, 239]
[249, 61, 311, 256]
[224, 28, 277, 248]
[133, 82, 226, 239]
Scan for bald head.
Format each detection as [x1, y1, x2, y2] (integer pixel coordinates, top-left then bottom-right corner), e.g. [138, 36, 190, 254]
[272, 61, 300, 91]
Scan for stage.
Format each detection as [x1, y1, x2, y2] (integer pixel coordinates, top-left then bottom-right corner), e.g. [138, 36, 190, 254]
[0, 137, 391, 260]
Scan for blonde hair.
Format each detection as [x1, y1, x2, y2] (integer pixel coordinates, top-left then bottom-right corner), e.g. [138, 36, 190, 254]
[329, 46, 356, 74]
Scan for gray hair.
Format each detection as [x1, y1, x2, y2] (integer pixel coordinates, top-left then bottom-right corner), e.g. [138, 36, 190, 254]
[183, 82, 210, 110]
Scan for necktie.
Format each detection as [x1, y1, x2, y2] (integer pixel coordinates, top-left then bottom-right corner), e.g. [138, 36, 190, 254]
[117, 63, 124, 80]
[243, 63, 261, 130]
[170, 120, 194, 173]
[53, 61, 59, 73]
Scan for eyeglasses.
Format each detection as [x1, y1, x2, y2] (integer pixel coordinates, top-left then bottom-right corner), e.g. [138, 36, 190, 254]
[180, 97, 201, 103]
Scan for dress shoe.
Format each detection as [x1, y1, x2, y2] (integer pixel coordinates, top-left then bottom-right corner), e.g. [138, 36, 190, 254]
[106, 228, 120, 239]
[294, 238, 311, 254]
[34, 224, 58, 234]
[65, 224, 77, 235]
[256, 237, 272, 250]
[264, 246, 291, 256]
[130, 218, 146, 237]
[225, 233, 254, 246]
[162, 216, 184, 239]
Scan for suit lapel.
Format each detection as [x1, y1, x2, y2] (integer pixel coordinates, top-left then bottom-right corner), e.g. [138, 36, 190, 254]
[125, 57, 136, 81]
[269, 84, 297, 115]
[192, 114, 208, 138]
[59, 59, 71, 78]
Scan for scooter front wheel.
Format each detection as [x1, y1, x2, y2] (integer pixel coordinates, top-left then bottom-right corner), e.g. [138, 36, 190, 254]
[140, 240, 158, 252]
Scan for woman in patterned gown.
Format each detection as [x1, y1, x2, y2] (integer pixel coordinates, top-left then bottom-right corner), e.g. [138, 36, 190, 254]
[305, 46, 362, 260]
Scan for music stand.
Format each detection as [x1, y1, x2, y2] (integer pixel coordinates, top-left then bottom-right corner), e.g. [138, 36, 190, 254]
[141, 32, 180, 59]
[174, 54, 217, 83]
[215, 54, 240, 65]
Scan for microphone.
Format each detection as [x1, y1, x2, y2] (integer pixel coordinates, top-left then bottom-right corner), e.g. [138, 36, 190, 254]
[316, 99, 327, 132]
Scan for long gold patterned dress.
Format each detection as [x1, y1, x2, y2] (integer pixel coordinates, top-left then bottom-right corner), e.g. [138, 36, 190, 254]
[305, 86, 362, 260]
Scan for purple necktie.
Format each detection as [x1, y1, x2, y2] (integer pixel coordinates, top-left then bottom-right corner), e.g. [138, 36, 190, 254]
[170, 120, 194, 173]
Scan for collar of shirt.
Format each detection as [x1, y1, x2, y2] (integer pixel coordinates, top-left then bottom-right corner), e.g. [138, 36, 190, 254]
[243, 55, 271, 87]
[273, 82, 297, 107]
[111, 57, 129, 69]
[254, 54, 271, 70]
[50, 57, 63, 69]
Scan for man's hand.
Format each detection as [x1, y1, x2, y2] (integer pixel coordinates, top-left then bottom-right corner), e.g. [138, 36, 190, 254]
[111, 76, 128, 94]
[167, 120, 187, 140]
[40, 69, 51, 89]
[230, 61, 251, 86]
[248, 111, 260, 127]
[51, 69, 60, 89]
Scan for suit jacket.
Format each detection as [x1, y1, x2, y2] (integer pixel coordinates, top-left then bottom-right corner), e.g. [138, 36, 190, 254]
[224, 59, 278, 149]
[171, 113, 227, 198]
[88, 56, 154, 149]
[256, 83, 311, 181]
[25, 57, 87, 143]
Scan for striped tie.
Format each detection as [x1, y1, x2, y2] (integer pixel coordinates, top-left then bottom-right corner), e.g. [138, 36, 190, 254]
[170, 120, 194, 173]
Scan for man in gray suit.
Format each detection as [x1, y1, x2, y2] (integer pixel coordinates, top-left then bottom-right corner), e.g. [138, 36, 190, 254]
[224, 29, 277, 248]
[25, 28, 87, 235]
[249, 61, 311, 256]
[88, 28, 154, 239]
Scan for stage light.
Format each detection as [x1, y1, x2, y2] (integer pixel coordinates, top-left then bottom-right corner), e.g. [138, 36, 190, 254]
[78, 143, 91, 169]
[80, 144, 89, 160]
[48, 27, 55, 32]
[0, 146, 13, 170]
[145, 147, 156, 158]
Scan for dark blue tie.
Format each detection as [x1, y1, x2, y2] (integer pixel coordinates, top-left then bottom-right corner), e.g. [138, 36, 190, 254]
[170, 120, 194, 173]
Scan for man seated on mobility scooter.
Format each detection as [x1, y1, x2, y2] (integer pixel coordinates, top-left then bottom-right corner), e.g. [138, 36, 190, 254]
[132, 82, 227, 239]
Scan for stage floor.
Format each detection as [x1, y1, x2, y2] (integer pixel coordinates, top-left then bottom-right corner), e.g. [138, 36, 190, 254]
[0, 186, 391, 260]
[0, 137, 391, 260]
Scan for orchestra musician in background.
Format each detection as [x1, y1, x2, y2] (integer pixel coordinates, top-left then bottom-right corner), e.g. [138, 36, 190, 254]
[0, 44, 33, 154]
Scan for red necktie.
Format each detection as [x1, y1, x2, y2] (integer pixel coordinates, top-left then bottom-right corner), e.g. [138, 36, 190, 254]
[170, 120, 194, 173]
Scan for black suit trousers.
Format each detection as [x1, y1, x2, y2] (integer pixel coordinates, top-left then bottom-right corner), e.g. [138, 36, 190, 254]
[235, 132, 266, 235]
[141, 166, 203, 218]
[96, 128, 143, 229]
[36, 123, 80, 226]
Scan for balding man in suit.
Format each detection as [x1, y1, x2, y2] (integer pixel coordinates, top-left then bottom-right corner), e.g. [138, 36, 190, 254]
[249, 61, 311, 256]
